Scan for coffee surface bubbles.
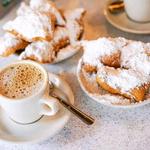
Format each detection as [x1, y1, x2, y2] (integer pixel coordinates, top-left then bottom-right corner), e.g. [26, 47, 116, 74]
[0, 63, 44, 99]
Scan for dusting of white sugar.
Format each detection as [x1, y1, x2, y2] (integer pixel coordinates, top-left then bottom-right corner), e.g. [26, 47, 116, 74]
[82, 37, 127, 66]
[20, 41, 54, 62]
[80, 37, 150, 104]
[30, 0, 66, 26]
[0, 33, 23, 55]
[121, 41, 150, 75]
[97, 66, 149, 93]
[17, 2, 33, 16]
[3, 8, 54, 42]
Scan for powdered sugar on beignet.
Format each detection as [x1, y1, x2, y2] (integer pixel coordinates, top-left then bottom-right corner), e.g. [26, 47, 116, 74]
[19, 27, 69, 63]
[80, 37, 150, 102]
[121, 41, 150, 75]
[20, 40, 80, 63]
[82, 37, 127, 67]
[52, 26, 69, 51]
[17, 2, 33, 16]
[30, 0, 65, 26]
[3, 10, 55, 42]
[19, 41, 55, 63]
[64, 8, 86, 45]
[97, 66, 149, 93]
[0, 33, 28, 56]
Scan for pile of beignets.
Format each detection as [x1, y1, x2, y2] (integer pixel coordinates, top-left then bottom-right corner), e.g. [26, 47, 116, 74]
[81, 37, 150, 102]
[0, 0, 86, 63]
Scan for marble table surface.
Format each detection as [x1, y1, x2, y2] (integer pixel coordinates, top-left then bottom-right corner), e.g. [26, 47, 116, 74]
[0, 0, 150, 150]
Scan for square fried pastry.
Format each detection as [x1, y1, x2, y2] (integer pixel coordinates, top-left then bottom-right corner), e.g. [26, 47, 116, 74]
[19, 26, 70, 63]
[19, 41, 55, 63]
[3, 6, 55, 42]
[30, 0, 65, 26]
[64, 8, 86, 45]
[0, 33, 28, 57]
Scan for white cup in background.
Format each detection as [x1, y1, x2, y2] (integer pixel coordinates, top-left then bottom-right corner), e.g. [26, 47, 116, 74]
[124, 0, 150, 22]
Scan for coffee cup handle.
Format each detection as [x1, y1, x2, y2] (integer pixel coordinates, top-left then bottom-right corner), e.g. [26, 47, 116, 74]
[39, 96, 59, 116]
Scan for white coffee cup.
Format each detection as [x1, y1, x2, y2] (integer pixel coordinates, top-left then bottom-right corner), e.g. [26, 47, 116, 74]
[124, 0, 150, 22]
[0, 60, 59, 124]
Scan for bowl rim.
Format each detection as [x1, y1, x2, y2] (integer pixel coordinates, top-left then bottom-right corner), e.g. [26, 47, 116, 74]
[77, 58, 150, 109]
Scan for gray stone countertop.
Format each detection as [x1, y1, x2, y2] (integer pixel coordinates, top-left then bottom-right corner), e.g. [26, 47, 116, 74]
[0, 0, 150, 150]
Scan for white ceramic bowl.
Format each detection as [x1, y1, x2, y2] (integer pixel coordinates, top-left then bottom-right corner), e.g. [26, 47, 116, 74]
[77, 59, 150, 108]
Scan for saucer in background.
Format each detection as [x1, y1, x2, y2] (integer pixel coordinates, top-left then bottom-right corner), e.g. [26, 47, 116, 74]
[104, 1, 150, 34]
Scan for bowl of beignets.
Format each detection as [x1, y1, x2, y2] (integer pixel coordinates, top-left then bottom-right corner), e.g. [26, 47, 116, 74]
[77, 37, 150, 108]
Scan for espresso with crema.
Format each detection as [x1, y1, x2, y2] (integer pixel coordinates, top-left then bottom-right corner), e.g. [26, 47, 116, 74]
[0, 63, 44, 99]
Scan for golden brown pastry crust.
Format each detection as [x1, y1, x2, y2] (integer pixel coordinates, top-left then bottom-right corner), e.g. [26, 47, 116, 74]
[101, 52, 121, 68]
[83, 64, 97, 74]
[96, 75, 150, 102]
[2, 41, 28, 57]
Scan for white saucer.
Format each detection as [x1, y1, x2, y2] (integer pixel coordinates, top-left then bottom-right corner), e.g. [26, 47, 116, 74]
[53, 45, 80, 64]
[104, 2, 150, 34]
[0, 73, 74, 144]
[77, 59, 150, 108]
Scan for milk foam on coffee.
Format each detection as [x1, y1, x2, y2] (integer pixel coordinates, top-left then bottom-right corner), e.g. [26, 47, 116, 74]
[0, 63, 44, 99]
